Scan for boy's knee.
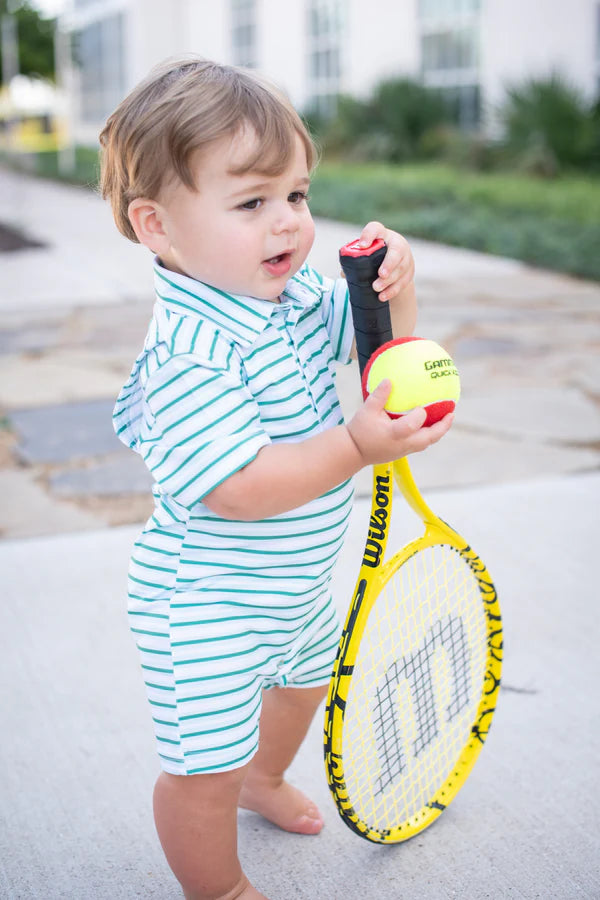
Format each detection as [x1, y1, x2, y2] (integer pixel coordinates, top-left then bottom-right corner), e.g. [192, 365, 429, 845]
[156, 765, 250, 803]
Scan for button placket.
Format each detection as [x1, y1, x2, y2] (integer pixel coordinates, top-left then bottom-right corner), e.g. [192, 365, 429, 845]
[278, 307, 320, 416]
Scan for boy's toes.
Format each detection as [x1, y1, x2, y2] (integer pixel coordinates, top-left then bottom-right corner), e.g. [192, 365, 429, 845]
[286, 810, 324, 835]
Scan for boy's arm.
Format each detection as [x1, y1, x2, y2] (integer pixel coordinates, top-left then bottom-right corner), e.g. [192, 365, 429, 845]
[205, 223, 432, 521]
[203, 382, 452, 521]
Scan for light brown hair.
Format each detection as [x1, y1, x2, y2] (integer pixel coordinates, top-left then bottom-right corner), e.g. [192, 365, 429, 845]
[99, 56, 317, 242]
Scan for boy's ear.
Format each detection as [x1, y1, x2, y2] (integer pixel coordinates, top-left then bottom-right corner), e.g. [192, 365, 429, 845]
[128, 198, 169, 253]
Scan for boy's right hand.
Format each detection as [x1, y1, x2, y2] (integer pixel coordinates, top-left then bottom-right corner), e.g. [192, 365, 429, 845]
[346, 380, 454, 467]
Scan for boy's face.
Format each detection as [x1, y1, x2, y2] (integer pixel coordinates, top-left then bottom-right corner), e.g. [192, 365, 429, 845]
[148, 129, 315, 301]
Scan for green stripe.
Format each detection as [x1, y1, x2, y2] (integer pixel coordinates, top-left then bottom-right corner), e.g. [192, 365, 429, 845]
[179, 684, 262, 721]
[250, 352, 290, 379]
[171, 434, 259, 500]
[183, 726, 259, 758]
[128, 609, 170, 619]
[131, 627, 169, 639]
[131, 557, 177, 575]
[181, 693, 262, 739]
[170, 316, 184, 351]
[186, 748, 255, 774]
[336, 284, 351, 359]
[177, 534, 342, 559]
[144, 680, 175, 692]
[173, 635, 298, 667]
[177, 678, 262, 705]
[171, 610, 311, 629]
[244, 337, 279, 361]
[147, 366, 217, 402]
[171, 623, 301, 648]
[260, 403, 313, 424]
[133, 543, 178, 558]
[175, 649, 289, 683]
[257, 386, 305, 407]
[175, 546, 339, 577]
[137, 645, 171, 657]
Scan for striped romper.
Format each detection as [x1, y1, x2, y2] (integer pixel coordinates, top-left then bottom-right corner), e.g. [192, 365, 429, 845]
[113, 258, 355, 775]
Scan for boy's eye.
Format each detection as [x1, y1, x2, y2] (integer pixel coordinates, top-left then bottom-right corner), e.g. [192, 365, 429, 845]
[288, 191, 308, 204]
[240, 198, 262, 210]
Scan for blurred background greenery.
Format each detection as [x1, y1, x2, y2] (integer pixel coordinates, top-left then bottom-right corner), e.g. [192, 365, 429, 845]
[2, 1, 600, 279]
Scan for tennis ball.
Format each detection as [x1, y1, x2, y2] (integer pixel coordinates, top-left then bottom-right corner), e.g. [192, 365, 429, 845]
[362, 337, 460, 426]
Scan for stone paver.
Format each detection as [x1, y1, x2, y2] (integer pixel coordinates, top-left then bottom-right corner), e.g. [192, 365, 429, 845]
[50, 455, 153, 496]
[10, 399, 126, 465]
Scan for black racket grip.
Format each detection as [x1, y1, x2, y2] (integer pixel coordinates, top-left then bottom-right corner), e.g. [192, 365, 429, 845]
[340, 239, 392, 376]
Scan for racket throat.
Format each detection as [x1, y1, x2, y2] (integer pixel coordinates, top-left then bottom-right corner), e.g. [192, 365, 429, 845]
[361, 466, 393, 571]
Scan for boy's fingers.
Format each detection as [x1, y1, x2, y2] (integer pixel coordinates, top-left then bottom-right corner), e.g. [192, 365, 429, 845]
[374, 263, 413, 295]
[358, 220, 384, 244]
[408, 412, 455, 450]
[395, 407, 427, 432]
[377, 247, 403, 282]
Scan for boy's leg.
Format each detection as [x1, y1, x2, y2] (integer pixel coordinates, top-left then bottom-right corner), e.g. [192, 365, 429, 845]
[239, 683, 329, 834]
[153, 766, 268, 900]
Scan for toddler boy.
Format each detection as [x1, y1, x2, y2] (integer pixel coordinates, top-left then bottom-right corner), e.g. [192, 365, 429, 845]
[100, 56, 452, 900]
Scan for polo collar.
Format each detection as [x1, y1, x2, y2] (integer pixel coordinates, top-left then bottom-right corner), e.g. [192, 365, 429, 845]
[153, 258, 320, 347]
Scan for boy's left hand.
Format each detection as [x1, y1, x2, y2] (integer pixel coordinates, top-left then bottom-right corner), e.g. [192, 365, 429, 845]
[357, 221, 415, 303]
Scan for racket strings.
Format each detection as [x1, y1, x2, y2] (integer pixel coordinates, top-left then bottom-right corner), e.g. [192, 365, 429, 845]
[342, 544, 487, 831]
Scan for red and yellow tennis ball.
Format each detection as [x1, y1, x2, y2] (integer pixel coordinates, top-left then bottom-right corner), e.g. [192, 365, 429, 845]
[362, 337, 460, 426]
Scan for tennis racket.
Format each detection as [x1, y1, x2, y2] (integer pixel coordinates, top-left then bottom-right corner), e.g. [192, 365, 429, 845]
[324, 238, 502, 843]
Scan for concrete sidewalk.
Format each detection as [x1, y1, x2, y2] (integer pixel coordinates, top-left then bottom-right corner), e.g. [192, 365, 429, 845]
[1, 165, 599, 898]
[1, 475, 599, 899]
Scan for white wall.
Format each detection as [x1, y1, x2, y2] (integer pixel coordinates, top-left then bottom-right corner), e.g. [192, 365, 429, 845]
[481, 0, 597, 131]
[256, 0, 308, 108]
[184, 0, 231, 66]
[127, 0, 212, 86]
[344, 0, 420, 99]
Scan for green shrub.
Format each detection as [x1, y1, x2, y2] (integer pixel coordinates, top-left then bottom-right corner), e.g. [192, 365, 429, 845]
[321, 77, 449, 163]
[370, 78, 449, 161]
[309, 161, 600, 280]
[499, 71, 596, 173]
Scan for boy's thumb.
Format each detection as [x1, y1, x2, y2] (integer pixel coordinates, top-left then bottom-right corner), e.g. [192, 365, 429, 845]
[365, 378, 392, 409]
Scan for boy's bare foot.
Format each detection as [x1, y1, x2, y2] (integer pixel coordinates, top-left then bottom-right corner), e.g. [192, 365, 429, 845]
[184, 874, 268, 900]
[238, 775, 324, 835]
[232, 882, 269, 900]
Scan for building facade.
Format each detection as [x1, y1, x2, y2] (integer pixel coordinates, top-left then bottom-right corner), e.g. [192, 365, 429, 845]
[58, 0, 600, 145]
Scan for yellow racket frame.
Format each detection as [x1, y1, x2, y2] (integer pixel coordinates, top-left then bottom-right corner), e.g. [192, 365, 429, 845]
[324, 456, 503, 843]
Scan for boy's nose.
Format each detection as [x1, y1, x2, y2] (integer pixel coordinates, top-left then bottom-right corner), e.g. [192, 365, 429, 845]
[272, 204, 300, 234]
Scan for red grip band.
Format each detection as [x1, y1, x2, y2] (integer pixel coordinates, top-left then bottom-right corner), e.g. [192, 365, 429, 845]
[339, 238, 386, 258]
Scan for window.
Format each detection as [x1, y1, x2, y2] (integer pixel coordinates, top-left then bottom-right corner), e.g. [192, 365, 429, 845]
[231, 0, 257, 68]
[307, 0, 344, 119]
[419, 0, 480, 17]
[419, 0, 481, 128]
[75, 13, 125, 123]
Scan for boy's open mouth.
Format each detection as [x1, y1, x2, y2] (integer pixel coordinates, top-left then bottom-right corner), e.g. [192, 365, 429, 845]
[262, 252, 292, 277]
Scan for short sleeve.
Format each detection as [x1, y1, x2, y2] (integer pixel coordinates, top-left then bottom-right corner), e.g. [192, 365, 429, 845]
[300, 263, 354, 365]
[140, 354, 270, 509]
